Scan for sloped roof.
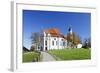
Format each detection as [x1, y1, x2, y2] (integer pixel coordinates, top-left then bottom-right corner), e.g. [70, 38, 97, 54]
[23, 46, 29, 52]
[44, 28, 67, 39]
[45, 28, 60, 34]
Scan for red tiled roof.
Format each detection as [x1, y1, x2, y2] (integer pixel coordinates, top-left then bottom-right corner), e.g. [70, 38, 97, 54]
[45, 28, 60, 34]
[44, 28, 66, 39]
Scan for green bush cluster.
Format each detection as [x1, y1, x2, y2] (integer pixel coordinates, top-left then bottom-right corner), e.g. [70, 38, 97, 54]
[23, 52, 40, 62]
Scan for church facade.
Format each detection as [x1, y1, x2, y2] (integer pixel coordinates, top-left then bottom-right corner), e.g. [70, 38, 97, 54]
[41, 28, 67, 51]
[38, 26, 82, 51]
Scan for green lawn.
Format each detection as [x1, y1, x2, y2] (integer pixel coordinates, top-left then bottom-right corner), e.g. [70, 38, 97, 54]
[48, 48, 91, 61]
[23, 52, 40, 62]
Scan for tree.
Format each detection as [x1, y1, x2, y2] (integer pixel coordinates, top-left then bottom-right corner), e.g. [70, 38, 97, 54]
[87, 37, 91, 48]
[67, 32, 73, 48]
[73, 34, 81, 45]
[82, 37, 91, 48]
[30, 32, 41, 50]
[30, 45, 35, 51]
[67, 32, 81, 48]
[82, 39, 88, 48]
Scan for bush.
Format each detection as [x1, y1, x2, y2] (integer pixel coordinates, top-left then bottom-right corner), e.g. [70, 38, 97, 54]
[23, 52, 40, 62]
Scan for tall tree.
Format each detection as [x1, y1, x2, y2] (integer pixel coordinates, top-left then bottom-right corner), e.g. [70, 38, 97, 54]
[82, 37, 91, 48]
[73, 34, 81, 45]
[30, 45, 35, 51]
[30, 32, 41, 50]
[67, 32, 81, 48]
[87, 37, 91, 48]
[67, 32, 73, 48]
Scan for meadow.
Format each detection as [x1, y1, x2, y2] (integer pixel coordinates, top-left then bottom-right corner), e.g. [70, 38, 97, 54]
[48, 48, 91, 61]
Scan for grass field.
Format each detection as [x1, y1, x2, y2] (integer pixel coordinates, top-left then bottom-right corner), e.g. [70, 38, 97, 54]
[23, 52, 40, 62]
[48, 48, 91, 61]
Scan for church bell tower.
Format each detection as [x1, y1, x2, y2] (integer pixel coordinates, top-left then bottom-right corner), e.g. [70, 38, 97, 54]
[68, 25, 72, 35]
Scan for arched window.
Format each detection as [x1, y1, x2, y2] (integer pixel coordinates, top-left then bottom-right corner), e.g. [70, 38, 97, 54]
[63, 41, 65, 46]
[45, 40, 47, 45]
[56, 41, 58, 45]
[52, 41, 54, 46]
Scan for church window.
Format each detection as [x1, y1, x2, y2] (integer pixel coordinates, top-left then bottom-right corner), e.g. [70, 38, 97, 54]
[52, 41, 54, 46]
[54, 38, 56, 40]
[45, 41, 47, 45]
[56, 41, 58, 45]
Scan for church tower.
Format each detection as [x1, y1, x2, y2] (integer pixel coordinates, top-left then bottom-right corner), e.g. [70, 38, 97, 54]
[68, 25, 72, 34]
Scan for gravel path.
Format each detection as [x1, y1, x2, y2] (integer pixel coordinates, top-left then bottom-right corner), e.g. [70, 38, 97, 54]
[41, 51, 55, 62]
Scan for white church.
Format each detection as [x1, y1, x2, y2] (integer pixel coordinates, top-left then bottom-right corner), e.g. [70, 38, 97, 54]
[40, 28, 67, 51]
[39, 26, 82, 51]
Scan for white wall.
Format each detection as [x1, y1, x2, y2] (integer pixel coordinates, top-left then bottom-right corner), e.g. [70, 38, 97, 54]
[45, 36, 67, 50]
[0, 0, 100, 73]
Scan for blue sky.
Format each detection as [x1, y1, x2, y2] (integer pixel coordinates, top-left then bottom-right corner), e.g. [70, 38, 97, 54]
[23, 10, 91, 49]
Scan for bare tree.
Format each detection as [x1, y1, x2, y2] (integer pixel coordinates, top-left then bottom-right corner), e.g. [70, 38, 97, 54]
[30, 32, 41, 50]
[30, 45, 35, 51]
